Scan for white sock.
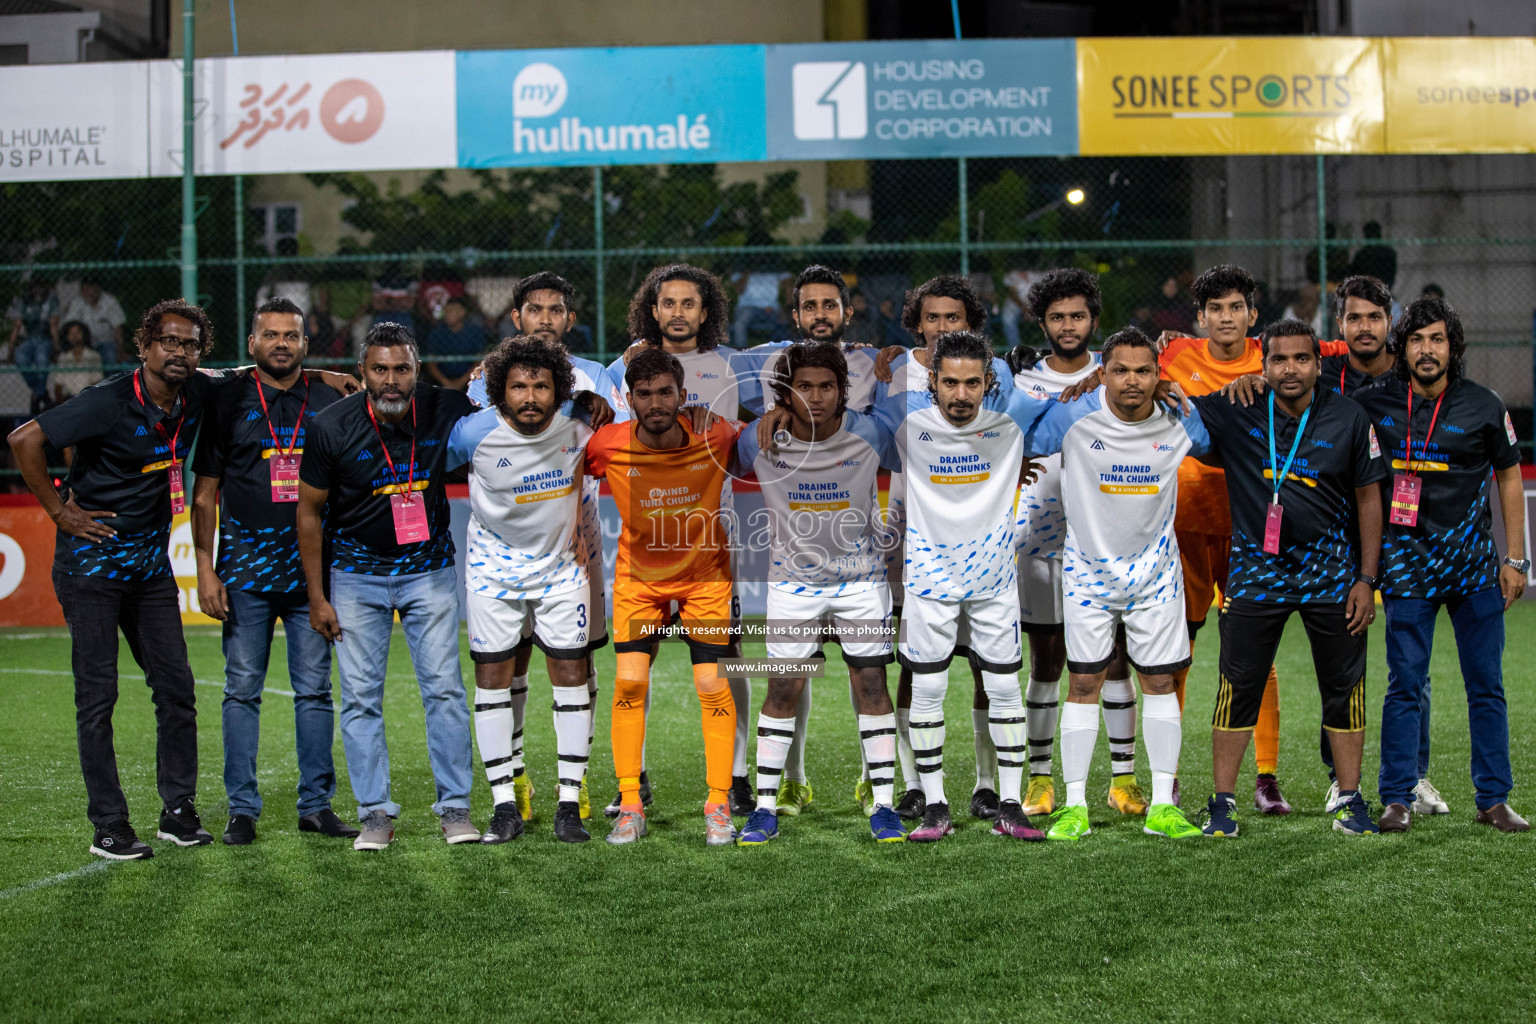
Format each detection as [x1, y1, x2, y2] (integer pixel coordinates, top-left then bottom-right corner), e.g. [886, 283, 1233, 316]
[1102, 677, 1137, 778]
[585, 669, 598, 763]
[851, 680, 871, 781]
[895, 707, 918, 791]
[909, 670, 950, 806]
[552, 684, 592, 804]
[785, 681, 811, 783]
[1142, 692, 1182, 807]
[755, 713, 794, 814]
[972, 707, 996, 792]
[859, 713, 898, 810]
[1025, 675, 1060, 780]
[981, 671, 1026, 805]
[1060, 700, 1101, 808]
[508, 675, 529, 779]
[474, 686, 517, 807]
[730, 676, 752, 777]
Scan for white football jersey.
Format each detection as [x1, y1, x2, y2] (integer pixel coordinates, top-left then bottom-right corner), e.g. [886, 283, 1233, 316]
[609, 345, 738, 416]
[1022, 388, 1211, 609]
[738, 411, 898, 596]
[1012, 353, 1101, 558]
[873, 387, 1046, 602]
[735, 341, 879, 416]
[447, 407, 591, 598]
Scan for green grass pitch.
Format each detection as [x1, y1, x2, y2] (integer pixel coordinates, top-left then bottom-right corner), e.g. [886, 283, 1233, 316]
[2, 607, 1534, 1022]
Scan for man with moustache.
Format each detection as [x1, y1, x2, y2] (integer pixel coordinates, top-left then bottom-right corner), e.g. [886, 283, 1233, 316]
[190, 297, 356, 846]
[1352, 299, 1528, 833]
[8, 300, 222, 859]
[467, 272, 627, 826]
[297, 322, 481, 851]
[1185, 319, 1386, 837]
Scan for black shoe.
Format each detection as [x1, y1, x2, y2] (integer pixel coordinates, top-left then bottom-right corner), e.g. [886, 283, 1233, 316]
[553, 801, 590, 843]
[481, 801, 525, 844]
[895, 788, 927, 821]
[298, 808, 361, 839]
[89, 821, 153, 861]
[728, 775, 757, 816]
[223, 814, 257, 845]
[969, 787, 1000, 820]
[603, 770, 653, 819]
[156, 803, 213, 846]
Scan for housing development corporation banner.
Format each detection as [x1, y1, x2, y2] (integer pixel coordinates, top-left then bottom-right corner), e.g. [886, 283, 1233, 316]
[1, 38, 1534, 182]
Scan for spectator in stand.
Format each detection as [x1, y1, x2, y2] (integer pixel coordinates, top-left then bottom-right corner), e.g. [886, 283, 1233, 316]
[1422, 283, 1446, 301]
[1000, 266, 1038, 351]
[843, 289, 880, 347]
[306, 286, 341, 359]
[424, 296, 487, 391]
[1350, 221, 1398, 289]
[61, 277, 126, 365]
[47, 320, 103, 405]
[1283, 281, 1326, 339]
[7, 278, 59, 407]
[875, 297, 909, 348]
[730, 264, 790, 348]
[1139, 274, 1195, 336]
[370, 271, 418, 338]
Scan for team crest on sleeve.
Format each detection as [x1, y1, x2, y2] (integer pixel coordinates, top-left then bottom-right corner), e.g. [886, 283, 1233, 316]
[1506, 413, 1519, 446]
[1368, 426, 1381, 458]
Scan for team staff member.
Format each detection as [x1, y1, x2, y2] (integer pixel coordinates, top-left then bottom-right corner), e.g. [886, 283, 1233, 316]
[1356, 299, 1529, 833]
[1188, 319, 1385, 837]
[1321, 275, 1397, 397]
[297, 322, 480, 851]
[191, 297, 357, 845]
[8, 299, 221, 859]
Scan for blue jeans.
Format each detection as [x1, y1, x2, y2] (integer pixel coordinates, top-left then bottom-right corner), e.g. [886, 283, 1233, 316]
[329, 566, 471, 818]
[221, 588, 336, 818]
[15, 335, 52, 396]
[1379, 588, 1513, 811]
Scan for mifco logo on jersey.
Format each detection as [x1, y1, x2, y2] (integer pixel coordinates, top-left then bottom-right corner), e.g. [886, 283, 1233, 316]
[975, 430, 1000, 439]
[792, 61, 868, 140]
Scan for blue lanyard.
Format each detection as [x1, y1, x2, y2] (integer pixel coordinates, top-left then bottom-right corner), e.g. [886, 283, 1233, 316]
[1267, 391, 1311, 505]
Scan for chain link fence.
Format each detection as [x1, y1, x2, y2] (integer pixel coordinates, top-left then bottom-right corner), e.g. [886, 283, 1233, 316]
[3, 154, 1533, 480]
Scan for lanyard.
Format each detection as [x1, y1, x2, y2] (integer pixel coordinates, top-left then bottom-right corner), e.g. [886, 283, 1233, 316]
[1404, 388, 1446, 477]
[254, 373, 310, 457]
[1339, 364, 1347, 394]
[366, 395, 417, 499]
[132, 369, 184, 465]
[1267, 391, 1312, 505]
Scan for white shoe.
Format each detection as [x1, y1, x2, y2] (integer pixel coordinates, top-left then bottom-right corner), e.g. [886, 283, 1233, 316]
[1412, 778, 1450, 815]
[1324, 780, 1345, 813]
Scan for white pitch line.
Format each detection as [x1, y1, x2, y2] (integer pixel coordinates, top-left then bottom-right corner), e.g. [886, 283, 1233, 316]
[0, 859, 112, 901]
[1, 667, 295, 698]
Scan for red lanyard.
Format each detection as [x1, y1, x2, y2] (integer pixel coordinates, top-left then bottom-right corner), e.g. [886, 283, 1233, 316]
[366, 395, 417, 498]
[255, 373, 309, 456]
[132, 369, 184, 464]
[1340, 364, 1347, 394]
[1404, 388, 1446, 477]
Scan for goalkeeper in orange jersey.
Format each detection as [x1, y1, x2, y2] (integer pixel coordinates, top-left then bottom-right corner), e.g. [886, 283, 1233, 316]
[584, 347, 742, 846]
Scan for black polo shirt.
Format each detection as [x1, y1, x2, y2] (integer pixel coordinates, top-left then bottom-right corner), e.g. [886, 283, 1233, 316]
[37, 370, 219, 581]
[1191, 387, 1387, 604]
[299, 383, 473, 576]
[1354, 378, 1521, 600]
[1320, 354, 1394, 398]
[192, 372, 344, 593]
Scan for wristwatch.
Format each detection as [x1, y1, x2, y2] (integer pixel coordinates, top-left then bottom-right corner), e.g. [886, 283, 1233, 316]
[1355, 572, 1379, 590]
[1503, 556, 1531, 575]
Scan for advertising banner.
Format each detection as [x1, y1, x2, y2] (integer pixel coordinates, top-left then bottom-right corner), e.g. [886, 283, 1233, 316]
[764, 39, 1077, 160]
[0, 61, 151, 180]
[1384, 37, 1536, 154]
[1077, 36, 1385, 155]
[456, 46, 766, 168]
[147, 51, 457, 176]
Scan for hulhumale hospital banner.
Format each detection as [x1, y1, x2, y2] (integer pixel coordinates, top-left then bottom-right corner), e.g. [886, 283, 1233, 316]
[2, 38, 1536, 185]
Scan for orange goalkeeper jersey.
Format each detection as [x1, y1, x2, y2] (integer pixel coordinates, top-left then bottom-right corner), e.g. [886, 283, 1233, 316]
[584, 418, 740, 585]
[1161, 335, 1348, 535]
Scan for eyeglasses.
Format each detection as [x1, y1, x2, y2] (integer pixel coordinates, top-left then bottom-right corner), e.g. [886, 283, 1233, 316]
[149, 335, 204, 355]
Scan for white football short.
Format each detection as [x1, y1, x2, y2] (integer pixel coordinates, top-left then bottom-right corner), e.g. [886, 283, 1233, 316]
[898, 587, 1022, 674]
[467, 583, 593, 662]
[1064, 597, 1190, 676]
[765, 583, 894, 666]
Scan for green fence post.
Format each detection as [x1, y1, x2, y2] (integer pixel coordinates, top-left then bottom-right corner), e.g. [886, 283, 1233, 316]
[593, 164, 605, 360]
[179, 0, 197, 301]
[958, 157, 969, 278]
[1315, 154, 1327, 320]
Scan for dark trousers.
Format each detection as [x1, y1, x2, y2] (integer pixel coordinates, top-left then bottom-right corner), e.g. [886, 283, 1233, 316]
[53, 570, 198, 827]
[1322, 679, 1429, 780]
[1379, 588, 1511, 811]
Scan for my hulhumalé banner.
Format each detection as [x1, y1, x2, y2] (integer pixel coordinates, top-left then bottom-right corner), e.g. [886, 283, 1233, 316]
[1076, 36, 1385, 155]
[1383, 37, 1536, 154]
